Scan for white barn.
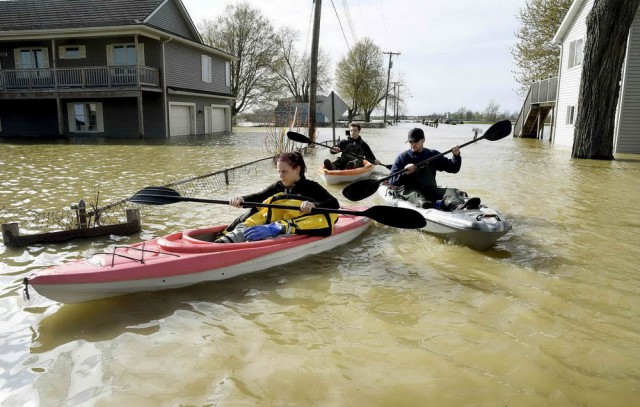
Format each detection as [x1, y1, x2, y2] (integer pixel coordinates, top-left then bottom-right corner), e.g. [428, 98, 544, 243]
[552, 0, 640, 154]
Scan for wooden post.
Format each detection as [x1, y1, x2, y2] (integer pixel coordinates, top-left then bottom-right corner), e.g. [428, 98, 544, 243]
[308, 0, 322, 142]
[2, 222, 20, 243]
[77, 199, 87, 229]
[126, 208, 140, 223]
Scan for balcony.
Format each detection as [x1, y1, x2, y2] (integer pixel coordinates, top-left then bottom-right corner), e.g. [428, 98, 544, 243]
[0, 65, 159, 91]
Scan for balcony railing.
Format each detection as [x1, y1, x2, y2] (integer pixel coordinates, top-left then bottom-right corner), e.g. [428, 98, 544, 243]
[0, 65, 159, 90]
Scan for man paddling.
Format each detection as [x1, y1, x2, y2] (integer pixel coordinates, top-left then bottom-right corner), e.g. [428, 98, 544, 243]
[324, 123, 381, 170]
[389, 128, 479, 210]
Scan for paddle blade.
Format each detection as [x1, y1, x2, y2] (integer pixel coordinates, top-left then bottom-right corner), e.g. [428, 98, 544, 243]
[483, 120, 512, 141]
[286, 131, 311, 144]
[362, 206, 426, 229]
[342, 178, 382, 201]
[130, 186, 181, 205]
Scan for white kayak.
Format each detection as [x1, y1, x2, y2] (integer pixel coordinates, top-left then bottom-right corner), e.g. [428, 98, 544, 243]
[378, 184, 511, 250]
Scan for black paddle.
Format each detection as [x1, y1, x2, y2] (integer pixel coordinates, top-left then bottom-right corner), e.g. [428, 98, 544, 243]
[342, 120, 513, 201]
[286, 131, 393, 170]
[130, 186, 426, 229]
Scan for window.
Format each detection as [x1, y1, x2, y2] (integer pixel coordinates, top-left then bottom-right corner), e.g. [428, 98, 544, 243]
[201, 55, 212, 83]
[107, 43, 144, 66]
[14, 48, 48, 69]
[225, 61, 231, 87]
[59, 45, 86, 59]
[566, 105, 576, 125]
[67, 102, 104, 133]
[568, 38, 584, 68]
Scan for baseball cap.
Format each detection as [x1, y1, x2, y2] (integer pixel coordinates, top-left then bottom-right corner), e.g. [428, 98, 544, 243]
[406, 128, 425, 142]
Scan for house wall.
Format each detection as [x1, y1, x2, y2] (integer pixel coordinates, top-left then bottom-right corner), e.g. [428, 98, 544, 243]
[553, 0, 592, 147]
[164, 41, 229, 94]
[148, 0, 198, 41]
[0, 99, 59, 136]
[615, 6, 640, 153]
[0, 36, 162, 70]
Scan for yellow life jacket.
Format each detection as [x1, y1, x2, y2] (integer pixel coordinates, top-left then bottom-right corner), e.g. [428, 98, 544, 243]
[244, 193, 338, 237]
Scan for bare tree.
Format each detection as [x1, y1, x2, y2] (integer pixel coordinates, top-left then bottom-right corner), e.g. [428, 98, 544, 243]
[573, 0, 640, 159]
[272, 27, 332, 103]
[198, 3, 280, 116]
[484, 100, 501, 122]
[512, 0, 572, 96]
[335, 38, 387, 122]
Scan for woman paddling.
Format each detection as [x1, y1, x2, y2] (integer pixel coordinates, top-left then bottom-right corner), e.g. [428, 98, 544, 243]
[215, 151, 340, 243]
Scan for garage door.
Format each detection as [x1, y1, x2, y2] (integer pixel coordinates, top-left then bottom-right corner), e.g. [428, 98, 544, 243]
[170, 105, 192, 136]
[205, 107, 226, 133]
[211, 108, 226, 132]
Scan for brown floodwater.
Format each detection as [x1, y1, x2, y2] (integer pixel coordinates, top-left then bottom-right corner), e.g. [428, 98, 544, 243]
[1, 123, 639, 406]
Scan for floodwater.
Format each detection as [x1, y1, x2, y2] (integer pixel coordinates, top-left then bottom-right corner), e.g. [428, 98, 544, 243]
[1, 123, 639, 406]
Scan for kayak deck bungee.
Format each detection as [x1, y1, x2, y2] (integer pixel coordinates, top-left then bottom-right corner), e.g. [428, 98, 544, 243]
[26, 209, 372, 303]
[378, 184, 511, 250]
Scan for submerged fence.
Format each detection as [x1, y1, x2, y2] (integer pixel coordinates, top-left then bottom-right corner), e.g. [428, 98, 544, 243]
[0, 137, 321, 239]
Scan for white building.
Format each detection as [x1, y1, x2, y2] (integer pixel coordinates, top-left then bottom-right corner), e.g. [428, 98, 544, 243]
[552, 0, 640, 153]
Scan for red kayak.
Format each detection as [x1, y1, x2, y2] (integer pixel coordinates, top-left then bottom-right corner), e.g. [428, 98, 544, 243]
[25, 209, 372, 303]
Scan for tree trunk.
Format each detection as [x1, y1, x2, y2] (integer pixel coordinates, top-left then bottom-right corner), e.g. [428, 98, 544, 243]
[572, 0, 640, 159]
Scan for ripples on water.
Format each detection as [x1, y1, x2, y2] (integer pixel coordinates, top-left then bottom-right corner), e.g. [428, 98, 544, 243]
[1, 124, 639, 406]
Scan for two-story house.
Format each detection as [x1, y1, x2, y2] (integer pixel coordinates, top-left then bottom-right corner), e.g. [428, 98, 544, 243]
[552, 0, 640, 153]
[0, 0, 235, 138]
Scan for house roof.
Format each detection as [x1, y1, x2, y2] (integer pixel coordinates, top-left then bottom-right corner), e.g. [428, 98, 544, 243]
[0, 0, 165, 31]
[552, 0, 587, 44]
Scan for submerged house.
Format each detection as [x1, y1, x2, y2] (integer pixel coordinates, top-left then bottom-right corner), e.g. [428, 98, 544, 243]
[551, 0, 640, 153]
[0, 0, 235, 138]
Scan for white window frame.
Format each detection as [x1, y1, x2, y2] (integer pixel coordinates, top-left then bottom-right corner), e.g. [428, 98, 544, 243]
[201, 55, 212, 83]
[568, 38, 584, 69]
[225, 61, 231, 87]
[14, 47, 49, 69]
[58, 45, 86, 59]
[67, 102, 104, 133]
[106, 43, 144, 66]
[566, 105, 576, 125]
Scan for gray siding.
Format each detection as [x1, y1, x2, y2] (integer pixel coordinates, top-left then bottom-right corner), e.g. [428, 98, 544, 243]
[1, 37, 162, 70]
[143, 93, 166, 137]
[616, 6, 640, 153]
[165, 42, 230, 94]
[0, 99, 59, 137]
[147, 0, 197, 41]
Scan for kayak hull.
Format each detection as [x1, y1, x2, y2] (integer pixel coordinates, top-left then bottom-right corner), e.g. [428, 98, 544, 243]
[378, 185, 511, 250]
[319, 161, 374, 185]
[27, 209, 372, 303]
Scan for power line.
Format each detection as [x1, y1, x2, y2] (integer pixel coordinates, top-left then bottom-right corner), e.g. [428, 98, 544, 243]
[330, 0, 351, 50]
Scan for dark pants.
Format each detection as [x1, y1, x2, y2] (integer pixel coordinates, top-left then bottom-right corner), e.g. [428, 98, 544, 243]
[399, 187, 466, 210]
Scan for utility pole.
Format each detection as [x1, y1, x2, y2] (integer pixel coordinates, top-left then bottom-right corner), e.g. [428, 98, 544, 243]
[308, 0, 322, 142]
[382, 51, 400, 126]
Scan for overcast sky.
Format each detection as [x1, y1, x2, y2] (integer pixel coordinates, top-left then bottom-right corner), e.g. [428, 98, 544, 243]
[182, 0, 529, 116]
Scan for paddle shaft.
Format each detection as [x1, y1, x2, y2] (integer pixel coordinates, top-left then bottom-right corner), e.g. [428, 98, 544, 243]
[133, 194, 377, 217]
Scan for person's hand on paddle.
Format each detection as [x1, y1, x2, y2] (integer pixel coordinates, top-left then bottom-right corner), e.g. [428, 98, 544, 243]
[244, 223, 284, 241]
[300, 201, 315, 213]
[374, 159, 381, 165]
[404, 163, 418, 174]
[229, 196, 244, 208]
[452, 145, 460, 156]
[330, 146, 341, 154]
